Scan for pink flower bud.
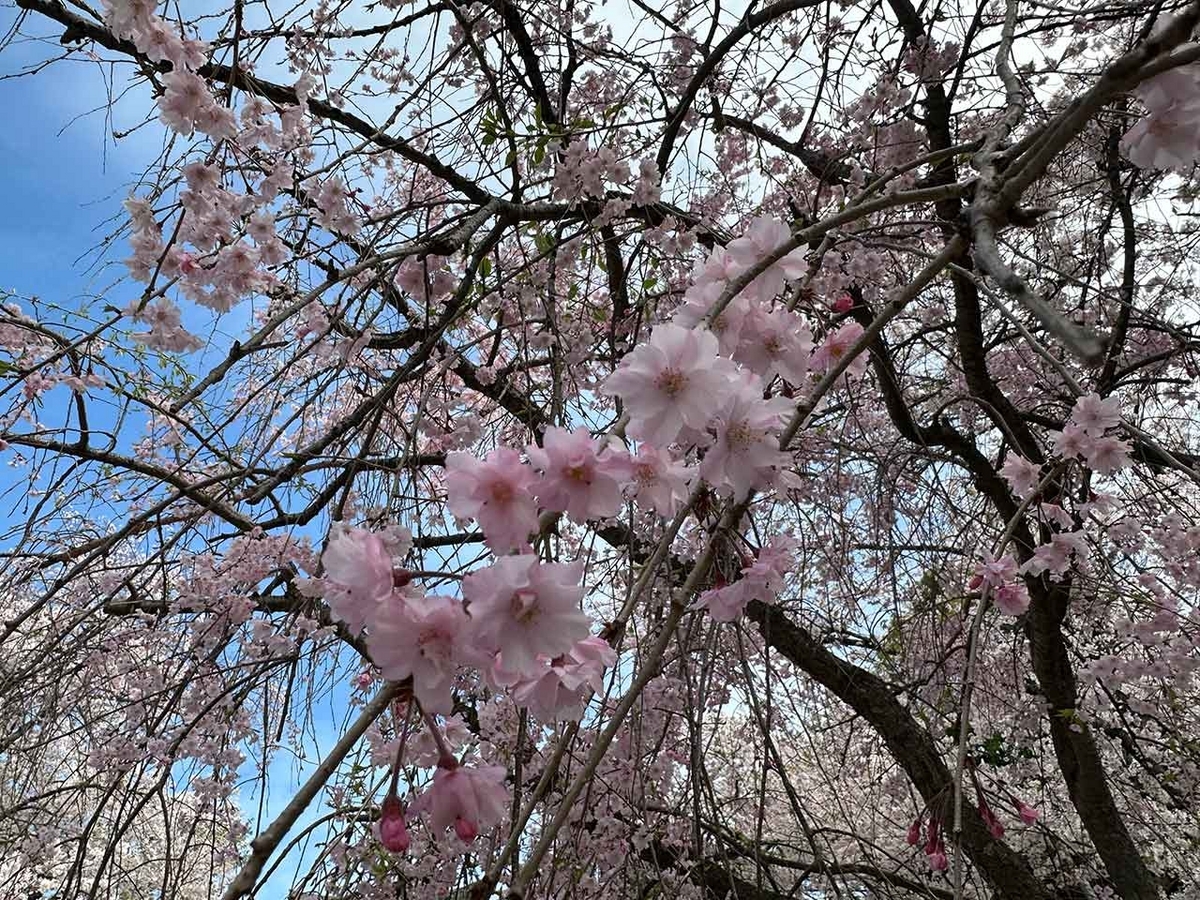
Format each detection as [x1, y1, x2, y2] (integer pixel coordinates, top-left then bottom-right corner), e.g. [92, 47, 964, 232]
[379, 795, 410, 853]
[454, 816, 479, 842]
[832, 293, 854, 313]
[927, 850, 948, 872]
[979, 802, 1005, 839]
[967, 574, 984, 590]
[1016, 801, 1039, 825]
[906, 818, 922, 845]
[393, 567, 415, 588]
[924, 816, 941, 855]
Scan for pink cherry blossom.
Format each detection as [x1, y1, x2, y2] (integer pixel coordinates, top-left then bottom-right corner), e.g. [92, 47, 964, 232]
[923, 816, 948, 871]
[1022, 532, 1087, 580]
[1080, 435, 1131, 475]
[1069, 393, 1121, 436]
[999, 454, 1041, 498]
[411, 762, 508, 841]
[322, 526, 395, 633]
[993, 580, 1031, 616]
[674, 285, 754, 356]
[1121, 65, 1200, 172]
[725, 215, 807, 301]
[1052, 423, 1090, 459]
[445, 447, 539, 553]
[1121, 110, 1200, 171]
[600, 323, 738, 447]
[733, 303, 813, 385]
[692, 581, 746, 622]
[810, 321, 868, 377]
[906, 818, 922, 845]
[408, 715, 472, 768]
[526, 426, 630, 522]
[507, 636, 616, 721]
[157, 70, 211, 135]
[692, 535, 796, 620]
[462, 555, 591, 675]
[367, 594, 475, 713]
[979, 802, 1005, 839]
[971, 551, 1019, 590]
[626, 444, 694, 517]
[699, 372, 795, 500]
[1016, 801, 1040, 825]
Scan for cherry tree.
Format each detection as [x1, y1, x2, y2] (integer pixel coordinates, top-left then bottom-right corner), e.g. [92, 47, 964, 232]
[2, 0, 1200, 898]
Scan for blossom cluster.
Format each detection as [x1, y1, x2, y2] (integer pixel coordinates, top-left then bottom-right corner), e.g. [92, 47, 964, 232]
[906, 788, 1038, 872]
[318, 524, 613, 847]
[1121, 62, 1200, 172]
[102, 0, 234, 140]
[307, 213, 845, 854]
[1053, 393, 1131, 476]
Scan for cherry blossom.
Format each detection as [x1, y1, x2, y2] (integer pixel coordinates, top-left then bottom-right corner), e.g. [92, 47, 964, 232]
[810, 321, 868, 378]
[625, 444, 694, 517]
[993, 581, 1031, 616]
[526, 426, 631, 522]
[1069, 393, 1122, 436]
[725, 216, 808, 302]
[504, 636, 616, 721]
[377, 794, 410, 853]
[906, 818, 922, 845]
[321, 526, 396, 633]
[1052, 423, 1090, 459]
[969, 551, 1019, 590]
[411, 762, 508, 842]
[462, 556, 591, 676]
[673, 289, 754, 357]
[600, 323, 737, 447]
[367, 594, 474, 713]
[1121, 64, 1200, 172]
[733, 303, 814, 385]
[407, 715, 473, 768]
[1022, 532, 1088, 580]
[693, 535, 796, 621]
[699, 372, 795, 500]
[1080, 435, 1132, 475]
[412, 763, 506, 844]
[10, 2, 1200, 895]
[999, 454, 1041, 498]
[979, 801, 1005, 839]
[445, 447, 539, 553]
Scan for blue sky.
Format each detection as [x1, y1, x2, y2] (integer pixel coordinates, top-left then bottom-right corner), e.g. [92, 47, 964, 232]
[0, 16, 158, 307]
[0, 15, 350, 895]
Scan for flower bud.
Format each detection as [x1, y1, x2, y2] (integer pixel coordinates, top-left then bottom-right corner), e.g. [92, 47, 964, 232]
[979, 802, 1005, 839]
[454, 816, 479, 842]
[906, 818, 922, 846]
[379, 794, 410, 853]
